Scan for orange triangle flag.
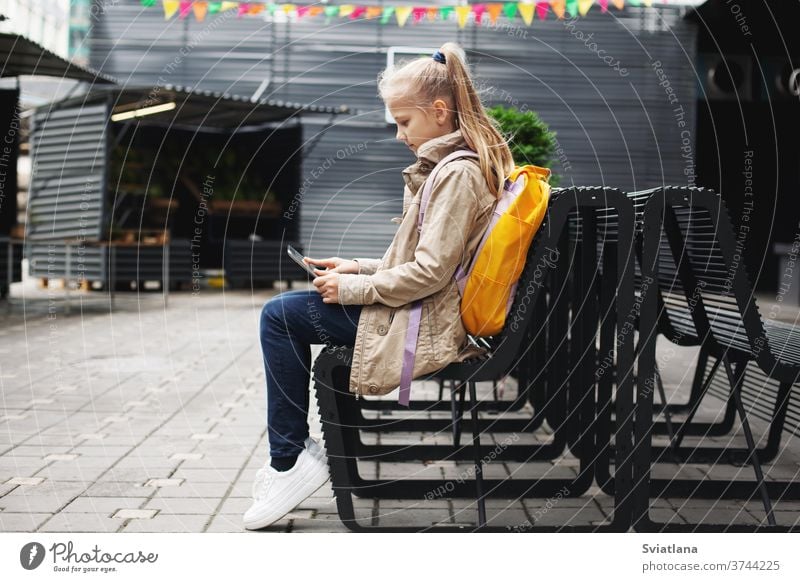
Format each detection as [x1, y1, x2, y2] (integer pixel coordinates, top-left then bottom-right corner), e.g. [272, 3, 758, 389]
[193, 1, 208, 21]
[550, 0, 566, 19]
[487, 3, 504, 24]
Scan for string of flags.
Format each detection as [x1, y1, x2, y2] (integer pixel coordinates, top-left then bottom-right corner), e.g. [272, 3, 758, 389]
[141, 1, 673, 28]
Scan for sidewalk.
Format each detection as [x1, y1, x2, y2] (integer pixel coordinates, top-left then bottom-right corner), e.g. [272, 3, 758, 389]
[0, 284, 798, 532]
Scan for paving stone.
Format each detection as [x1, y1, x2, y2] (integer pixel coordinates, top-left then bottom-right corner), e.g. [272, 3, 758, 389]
[143, 497, 221, 514]
[0, 495, 75, 513]
[83, 482, 156, 498]
[150, 482, 231, 498]
[205, 513, 245, 533]
[3, 477, 46, 486]
[61, 497, 145, 514]
[0, 512, 52, 532]
[112, 509, 158, 520]
[675, 508, 761, 526]
[170, 468, 240, 482]
[121, 514, 209, 532]
[38, 512, 122, 533]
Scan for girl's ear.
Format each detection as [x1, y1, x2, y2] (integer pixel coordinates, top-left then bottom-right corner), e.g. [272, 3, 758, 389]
[432, 98, 451, 126]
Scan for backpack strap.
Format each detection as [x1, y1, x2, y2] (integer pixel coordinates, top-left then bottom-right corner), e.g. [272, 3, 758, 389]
[398, 149, 479, 407]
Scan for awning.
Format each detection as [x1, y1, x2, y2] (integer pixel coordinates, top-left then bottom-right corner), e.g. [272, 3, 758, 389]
[0, 32, 117, 84]
[37, 84, 350, 130]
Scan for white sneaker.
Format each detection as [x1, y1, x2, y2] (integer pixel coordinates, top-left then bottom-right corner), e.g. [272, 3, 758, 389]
[243, 439, 330, 530]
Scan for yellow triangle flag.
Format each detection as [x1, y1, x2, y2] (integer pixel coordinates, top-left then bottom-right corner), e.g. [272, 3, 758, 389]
[395, 6, 412, 26]
[612, 0, 625, 8]
[455, 5, 471, 28]
[518, 3, 534, 25]
[487, 3, 504, 24]
[339, 4, 356, 18]
[578, 0, 594, 15]
[282, 4, 297, 15]
[550, 0, 566, 19]
[643, 0, 652, 6]
[220, 1, 238, 12]
[193, 1, 208, 21]
[163, 0, 179, 19]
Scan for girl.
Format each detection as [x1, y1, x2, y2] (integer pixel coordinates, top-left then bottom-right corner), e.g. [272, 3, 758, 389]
[244, 42, 514, 530]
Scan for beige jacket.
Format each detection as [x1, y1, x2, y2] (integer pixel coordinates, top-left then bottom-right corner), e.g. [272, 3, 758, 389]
[337, 129, 496, 397]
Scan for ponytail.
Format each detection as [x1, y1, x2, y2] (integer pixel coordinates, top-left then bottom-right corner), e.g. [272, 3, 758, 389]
[438, 42, 514, 200]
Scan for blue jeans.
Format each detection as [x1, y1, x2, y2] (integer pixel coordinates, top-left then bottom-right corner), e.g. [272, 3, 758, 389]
[259, 289, 362, 458]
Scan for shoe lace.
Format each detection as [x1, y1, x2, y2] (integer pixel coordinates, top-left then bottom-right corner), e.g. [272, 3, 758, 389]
[252, 467, 274, 500]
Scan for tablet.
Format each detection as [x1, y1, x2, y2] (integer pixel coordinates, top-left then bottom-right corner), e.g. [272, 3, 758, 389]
[287, 245, 326, 277]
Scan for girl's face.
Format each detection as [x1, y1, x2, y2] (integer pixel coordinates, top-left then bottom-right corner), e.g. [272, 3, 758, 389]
[387, 96, 456, 155]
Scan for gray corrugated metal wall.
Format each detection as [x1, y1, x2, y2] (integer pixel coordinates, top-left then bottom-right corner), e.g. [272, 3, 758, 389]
[90, 2, 698, 258]
[28, 101, 108, 242]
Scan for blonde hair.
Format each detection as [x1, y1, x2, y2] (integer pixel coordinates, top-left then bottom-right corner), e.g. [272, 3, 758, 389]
[377, 42, 514, 199]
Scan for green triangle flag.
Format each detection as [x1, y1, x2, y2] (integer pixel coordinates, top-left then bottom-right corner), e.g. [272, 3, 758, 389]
[502, 2, 517, 19]
[440, 6, 454, 20]
[566, 0, 579, 17]
[380, 6, 395, 24]
[208, 1, 222, 14]
[140, 0, 156, 6]
[324, 6, 339, 17]
[628, 0, 642, 5]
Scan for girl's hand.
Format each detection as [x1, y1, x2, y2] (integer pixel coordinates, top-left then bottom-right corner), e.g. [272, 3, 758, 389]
[303, 256, 359, 275]
[312, 271, 341, 304]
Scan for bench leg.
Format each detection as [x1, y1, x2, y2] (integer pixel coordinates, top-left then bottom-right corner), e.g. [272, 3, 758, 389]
[468, 380, 487, 529]
[724, 358, 776, 526]
[452, 381, 466, 448]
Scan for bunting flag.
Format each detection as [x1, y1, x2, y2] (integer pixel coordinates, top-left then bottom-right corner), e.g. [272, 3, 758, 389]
[178, 0, 192, 19]
[578, 0, 595, 15]
[455, 5, 471, 28]
[503, 2, 518, 19]
[162, 0, 179, 19]
[193, 1, 209, 21]
[147, 1, 661, 27]
[395, 5, 413, 26]
[518, 3, 534, 25]
[487, 3, 504, 25]
[535, 1, 549, 21]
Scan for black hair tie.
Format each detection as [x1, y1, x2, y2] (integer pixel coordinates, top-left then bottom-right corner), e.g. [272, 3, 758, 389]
[432, 50, 446, 65]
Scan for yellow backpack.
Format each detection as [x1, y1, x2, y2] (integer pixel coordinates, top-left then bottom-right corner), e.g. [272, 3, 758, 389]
[418, 150, 552, 337]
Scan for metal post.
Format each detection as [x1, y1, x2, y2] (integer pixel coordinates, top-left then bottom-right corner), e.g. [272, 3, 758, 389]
[162, 237, 169, 309]
[109, 244, 115, 311]
[64, 242, 71, 316]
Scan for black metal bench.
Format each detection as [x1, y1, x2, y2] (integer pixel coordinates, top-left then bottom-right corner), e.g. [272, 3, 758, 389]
[632, 186, 800, 532]
[312, 187, 637, 531]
